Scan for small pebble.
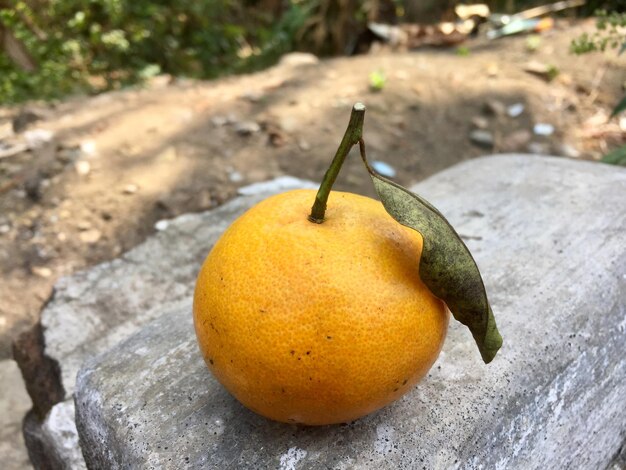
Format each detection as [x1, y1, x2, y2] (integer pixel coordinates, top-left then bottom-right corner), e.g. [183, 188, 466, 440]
[469, 130, 494, 148]
[371, 161, 397, 178]
[234, 121, 261, 135]
[77, 220, 92, 231]
[155, 220, 169, 231]
[32, 266, 52, 278]
[228, 171, 244, 183]
[80, 229, 102, 244]
[471, 116, 489, 129]
[75, 160, 91, 176]
[533, 123, 555, 136]
[123, 184, 138, 195]
[80, 140, 97, 157]
[507, 103, 525, 118]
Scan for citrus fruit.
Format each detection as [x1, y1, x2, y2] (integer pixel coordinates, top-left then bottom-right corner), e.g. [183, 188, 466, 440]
[193, 189, 449, 425]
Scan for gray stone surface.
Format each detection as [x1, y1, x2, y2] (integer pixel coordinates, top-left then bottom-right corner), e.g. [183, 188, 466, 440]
[41, 176, 317, 401]
[0, 359, 32, 470]
[21, 176, 316, 468]
[40, 400, 85, 469]
[22, 399, 86, 470]
[74, 155, 626, 469]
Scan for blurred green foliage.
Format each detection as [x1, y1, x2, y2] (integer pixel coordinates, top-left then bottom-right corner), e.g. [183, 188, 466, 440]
[570, 8, 626, 166]
[1, 1, 623, 104]
[0, 0, 311, 103]
[571, 9, 626, 53]
[601, 144, 626, 166]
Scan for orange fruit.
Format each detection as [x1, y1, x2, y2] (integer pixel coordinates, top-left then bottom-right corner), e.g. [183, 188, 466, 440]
[193, 189, 449, 425]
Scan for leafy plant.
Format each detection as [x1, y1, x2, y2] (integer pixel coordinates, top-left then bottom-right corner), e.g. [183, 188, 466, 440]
[571, 10, 626, 54]
[571, 8, 626, 166]
[456, 46, 471, 57]
[0, 0, 313, 103]
[368, 70, 386, 91]
[601, 144, 626, 166]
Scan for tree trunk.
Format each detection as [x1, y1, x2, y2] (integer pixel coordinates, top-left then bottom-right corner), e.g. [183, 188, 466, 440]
[0, 18, 38, 72]
[403, 0, 456, 23]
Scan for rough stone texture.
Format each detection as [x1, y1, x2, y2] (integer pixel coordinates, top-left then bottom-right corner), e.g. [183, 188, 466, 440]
[74, 155, 625, 469]
[38, 176, 315, 403]
[22, 400, 85, 470]
[16, 176, 316, 469]
[0, 359, 32, 470]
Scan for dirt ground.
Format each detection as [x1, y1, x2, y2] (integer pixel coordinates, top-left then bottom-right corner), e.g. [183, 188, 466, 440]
[0, 19, 624, 360]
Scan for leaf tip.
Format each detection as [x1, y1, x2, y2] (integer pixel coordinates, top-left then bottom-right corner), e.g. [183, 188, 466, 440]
[477, 308, 503, 364]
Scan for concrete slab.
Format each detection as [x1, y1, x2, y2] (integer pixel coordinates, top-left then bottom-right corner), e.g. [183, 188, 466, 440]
[73, 155, 626, 468]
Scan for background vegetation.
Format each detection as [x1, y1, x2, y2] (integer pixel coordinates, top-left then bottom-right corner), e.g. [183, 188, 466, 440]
[0, 0, 624, 103]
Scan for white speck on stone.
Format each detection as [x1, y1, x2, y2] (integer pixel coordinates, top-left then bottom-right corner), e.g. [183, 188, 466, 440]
[374, 423, 395, 455]
[279, 446, 307, 470]
[204, 417, 225, 437]
[134, 346, 149, 356]
[42, 400, 86, 468]
[154, 220, 169, 231]
[332, 458, 356, 470]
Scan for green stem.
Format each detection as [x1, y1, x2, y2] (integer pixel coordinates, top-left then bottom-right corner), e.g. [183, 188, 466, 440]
[308, 103, 366, 223]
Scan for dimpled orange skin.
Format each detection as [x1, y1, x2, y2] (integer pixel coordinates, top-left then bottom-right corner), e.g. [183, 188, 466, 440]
[193, 189, 449, 425]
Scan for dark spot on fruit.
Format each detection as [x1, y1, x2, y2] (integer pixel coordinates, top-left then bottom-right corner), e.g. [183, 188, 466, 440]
[393, 388, 399, 392]
[402, 379, 408, 385]
[306, 351, 311, 355]
[290, 350, 295, 355]
[259, 309, 266, 313]
[297, 357, 301, 361]
[209, 358, 214, 365]
[281, 388, 285, 393]
[326, 336, 332, 340]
